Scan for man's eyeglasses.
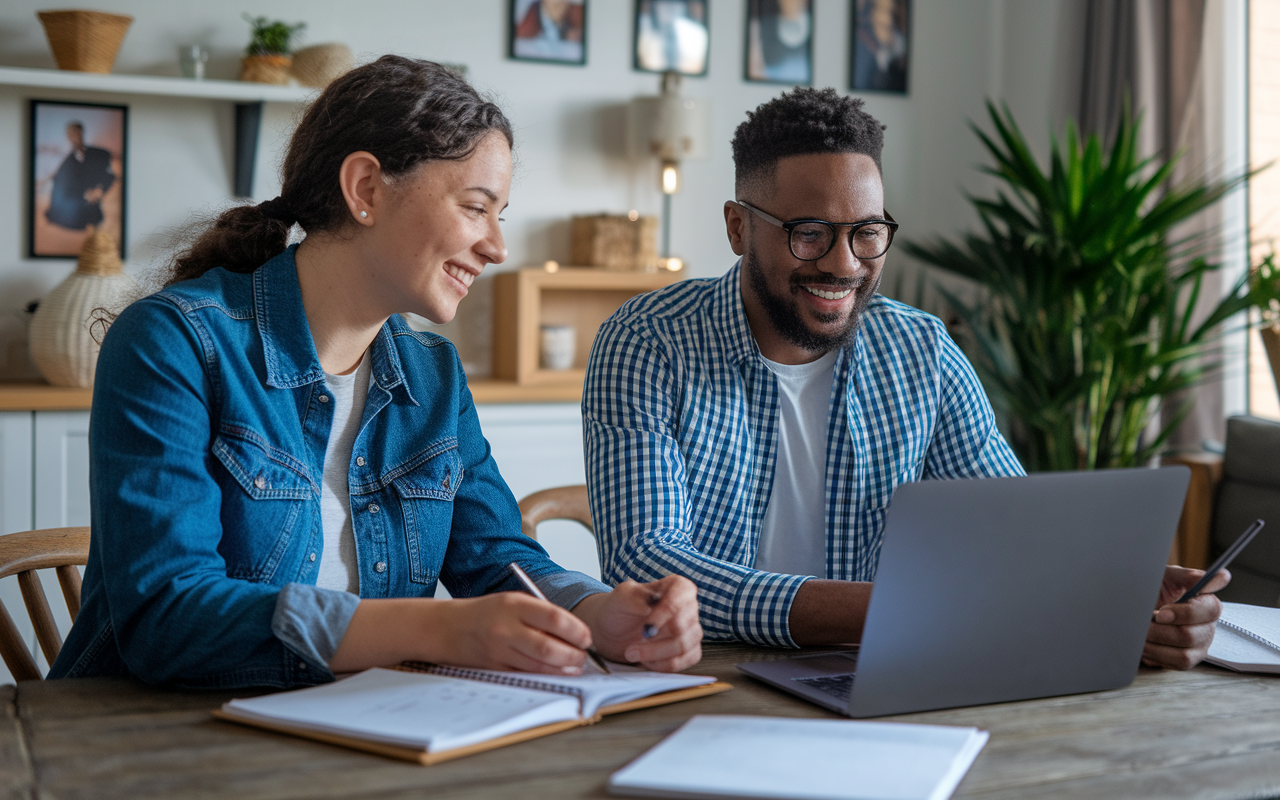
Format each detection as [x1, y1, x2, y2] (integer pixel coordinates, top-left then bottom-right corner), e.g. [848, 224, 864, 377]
[736, 201, 899, 262]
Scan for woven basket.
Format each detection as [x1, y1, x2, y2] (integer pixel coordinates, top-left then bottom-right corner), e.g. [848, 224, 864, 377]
[290, 43, 353, 88]
[240, 53, 292, 84]
[571, 214, 659, 271]
[29, 229, 137, 388]
[37, 10, 133, 74]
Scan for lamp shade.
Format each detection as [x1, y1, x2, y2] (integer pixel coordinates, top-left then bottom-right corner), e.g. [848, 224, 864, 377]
[628, 94, 711, 162]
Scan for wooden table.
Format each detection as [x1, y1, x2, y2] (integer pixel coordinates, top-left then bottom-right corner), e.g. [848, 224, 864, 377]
[4, 644, 1280, 799]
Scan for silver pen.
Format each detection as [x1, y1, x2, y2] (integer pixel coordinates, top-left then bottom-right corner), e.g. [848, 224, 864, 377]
[507, 562, 612, 674]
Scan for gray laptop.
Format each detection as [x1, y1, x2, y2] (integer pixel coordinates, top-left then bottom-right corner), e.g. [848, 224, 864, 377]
[737, 467, 1190, 717]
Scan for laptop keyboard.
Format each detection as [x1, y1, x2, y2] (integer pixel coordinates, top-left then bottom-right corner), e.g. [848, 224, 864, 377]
[793, 673, 856, 702]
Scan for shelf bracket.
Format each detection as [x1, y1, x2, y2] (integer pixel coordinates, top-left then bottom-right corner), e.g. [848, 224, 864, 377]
[233, 102, 263, 198]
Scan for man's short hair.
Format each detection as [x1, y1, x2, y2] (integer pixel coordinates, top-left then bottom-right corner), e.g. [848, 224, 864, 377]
[731, 87, 885, 199]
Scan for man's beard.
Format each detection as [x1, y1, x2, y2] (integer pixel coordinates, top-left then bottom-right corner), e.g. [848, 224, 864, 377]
[744, 240, 879, 354]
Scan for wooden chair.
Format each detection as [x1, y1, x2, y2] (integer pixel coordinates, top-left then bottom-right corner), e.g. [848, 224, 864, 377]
[517, 485, 593, 540]
[0, 527, 90, 681]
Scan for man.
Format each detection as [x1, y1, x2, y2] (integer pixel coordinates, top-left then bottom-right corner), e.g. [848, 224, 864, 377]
[583, 87, 1224, 669]
[45, 121, 115, 232]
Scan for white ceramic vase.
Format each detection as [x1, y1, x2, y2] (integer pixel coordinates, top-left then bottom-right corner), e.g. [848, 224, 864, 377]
[29, 229, 137, 388]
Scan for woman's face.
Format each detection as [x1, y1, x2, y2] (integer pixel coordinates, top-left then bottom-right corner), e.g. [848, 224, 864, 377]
[370, 130, 511, 325]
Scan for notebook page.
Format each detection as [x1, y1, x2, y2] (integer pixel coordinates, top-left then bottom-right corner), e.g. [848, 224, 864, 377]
[608, 715, 989, 800]
[1207, 625, 1280, 670]
[221, 668, 581, 753]
[431, 662, 716, 717]
[1220, 602, 1280, 648]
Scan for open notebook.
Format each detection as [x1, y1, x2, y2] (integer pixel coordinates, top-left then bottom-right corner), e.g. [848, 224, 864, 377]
[1206, 602, 1280, 675]
[215, 661, 730, 764]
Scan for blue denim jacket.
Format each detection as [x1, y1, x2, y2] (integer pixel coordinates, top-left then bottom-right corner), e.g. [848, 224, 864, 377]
[50, 246, 608, 688]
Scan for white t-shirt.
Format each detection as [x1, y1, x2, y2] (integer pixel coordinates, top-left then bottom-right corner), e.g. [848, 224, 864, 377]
[753, 350, 838, 578]
[316, 351, 371, 594]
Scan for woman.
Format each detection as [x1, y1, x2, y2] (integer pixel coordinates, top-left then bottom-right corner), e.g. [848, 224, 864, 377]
[49, 56, 702, 688]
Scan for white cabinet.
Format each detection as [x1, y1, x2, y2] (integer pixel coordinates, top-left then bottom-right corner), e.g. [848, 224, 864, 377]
[0, 409, 88, 684]
[476, 403, 599, 581]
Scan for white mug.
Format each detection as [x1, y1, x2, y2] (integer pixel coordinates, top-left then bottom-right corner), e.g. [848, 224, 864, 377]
[540, 325, 576, 371]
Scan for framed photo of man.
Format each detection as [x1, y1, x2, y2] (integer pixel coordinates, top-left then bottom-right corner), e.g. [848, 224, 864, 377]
[29, 100, 127, 259]
[851, 0, 910, 94]
[510, 0, 588, 65]
[634, 0, 710, 76]
[745, 0, 813, 85]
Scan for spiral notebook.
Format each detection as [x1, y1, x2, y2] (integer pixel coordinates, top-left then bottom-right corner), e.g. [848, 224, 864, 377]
[1205, 602, 1280, 675]
[215, 661, 730, 764]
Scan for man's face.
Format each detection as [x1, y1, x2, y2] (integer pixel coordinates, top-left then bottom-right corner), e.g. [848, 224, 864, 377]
[66, 124, 84, 150]
[730, 151, 886, 364]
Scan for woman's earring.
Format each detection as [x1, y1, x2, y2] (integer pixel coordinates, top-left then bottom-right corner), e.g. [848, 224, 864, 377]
[360, 210, 369, 219]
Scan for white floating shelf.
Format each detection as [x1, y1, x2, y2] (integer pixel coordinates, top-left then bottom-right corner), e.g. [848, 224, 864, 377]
[0, 65, 314, 103]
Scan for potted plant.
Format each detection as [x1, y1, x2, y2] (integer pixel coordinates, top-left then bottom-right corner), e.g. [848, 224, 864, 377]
[239, 14, 305, 84]
[904, 103, 1280, 472]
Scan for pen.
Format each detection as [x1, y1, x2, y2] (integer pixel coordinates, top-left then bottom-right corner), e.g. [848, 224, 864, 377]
[1175, 519, 1265, 604]
[507, 562, 612, 674]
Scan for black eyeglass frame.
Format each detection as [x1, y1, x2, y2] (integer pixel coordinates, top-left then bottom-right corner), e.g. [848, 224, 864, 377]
[735, 200, 899, 262]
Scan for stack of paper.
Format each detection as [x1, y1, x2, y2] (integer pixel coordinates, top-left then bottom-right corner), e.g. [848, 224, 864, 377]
[608, 715, 988, 800]
[1206, 602, 1280, 674]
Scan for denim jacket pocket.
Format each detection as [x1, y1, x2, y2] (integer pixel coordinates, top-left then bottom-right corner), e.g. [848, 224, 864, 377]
[389, 441, 464, 585]
[212, 426, 314, 582]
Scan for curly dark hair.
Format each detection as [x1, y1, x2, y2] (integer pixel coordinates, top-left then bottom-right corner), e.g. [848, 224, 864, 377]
[166, 55, 513, 286]
[731, 87, 885, 199]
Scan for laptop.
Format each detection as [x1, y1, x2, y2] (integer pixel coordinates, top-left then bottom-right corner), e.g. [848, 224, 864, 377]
[737, 467, 1190, 717]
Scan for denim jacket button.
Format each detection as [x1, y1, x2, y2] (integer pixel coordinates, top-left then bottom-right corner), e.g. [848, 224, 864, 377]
[253, 475, 266, 490]
[368, 503, 380, 514]
[309, 552, 316, 562]
[374, 561, 387, 573]
[356, 456, 366, 467]
[318, 394, 329, 404]
[298, 661, 307, 670]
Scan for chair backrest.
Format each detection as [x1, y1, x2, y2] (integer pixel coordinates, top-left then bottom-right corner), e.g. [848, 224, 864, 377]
[0, 527, 90, 681]
[517, 485, 593, 540]
[1215, 416, 1280, 606]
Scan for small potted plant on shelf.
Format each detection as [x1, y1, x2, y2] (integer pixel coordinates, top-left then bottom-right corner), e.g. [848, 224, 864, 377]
[239, 14, 304, 84]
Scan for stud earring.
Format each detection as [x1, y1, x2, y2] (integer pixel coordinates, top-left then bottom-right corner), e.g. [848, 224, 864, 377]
[360, 210, 368, 219]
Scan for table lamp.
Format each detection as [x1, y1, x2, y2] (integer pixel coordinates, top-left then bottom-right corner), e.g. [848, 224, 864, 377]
[629, 71, 710, 261]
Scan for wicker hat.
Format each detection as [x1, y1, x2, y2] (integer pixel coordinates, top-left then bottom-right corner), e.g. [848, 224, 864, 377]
[289, 43, 354, 88]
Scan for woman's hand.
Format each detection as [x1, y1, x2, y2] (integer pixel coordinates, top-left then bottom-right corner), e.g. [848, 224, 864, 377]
[572, 575, 702, 673]
[329, 594, 596, 676]
[1142, 565, 1229, 670]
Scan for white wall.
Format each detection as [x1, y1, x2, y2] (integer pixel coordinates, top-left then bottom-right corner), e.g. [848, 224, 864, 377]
[0, 0, 1082, 377]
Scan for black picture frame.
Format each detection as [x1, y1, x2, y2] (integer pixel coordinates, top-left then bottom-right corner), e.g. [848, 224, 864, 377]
[744, 0, 813, 85]
[28, 99, 127, 259]
[509, 0, 589, 65]
[633, 0, 710, 77]
[851, 0, 910, 94]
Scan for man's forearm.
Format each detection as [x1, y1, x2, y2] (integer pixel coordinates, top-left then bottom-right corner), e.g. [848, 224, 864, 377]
[788, 580, 873, 645]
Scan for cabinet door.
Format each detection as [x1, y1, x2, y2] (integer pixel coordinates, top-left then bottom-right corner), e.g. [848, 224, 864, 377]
[474, 403, 599, 580]
[34, 411, 91, 530]
[28, 411, 89, 677]
[0, 412, 33, 535]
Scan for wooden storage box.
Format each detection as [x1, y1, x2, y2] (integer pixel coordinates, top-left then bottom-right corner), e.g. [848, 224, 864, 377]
[570, 214, 659, 271]
[493, 267, 681, 385]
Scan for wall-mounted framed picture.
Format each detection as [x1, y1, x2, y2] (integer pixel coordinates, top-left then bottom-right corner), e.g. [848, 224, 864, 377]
[745, 0, 812, 85]
[29, 99, 127, 259]
[852, 0, 910, 94]
[510, 0, 588, 65]
[634, 0, 710, 76]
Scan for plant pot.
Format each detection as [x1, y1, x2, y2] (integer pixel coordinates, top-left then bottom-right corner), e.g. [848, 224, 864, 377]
[1261, 325, 1280, 402]
[29, 228, 136, 388]
[37, 10, 133, 74]
[240, 53, 292, 84]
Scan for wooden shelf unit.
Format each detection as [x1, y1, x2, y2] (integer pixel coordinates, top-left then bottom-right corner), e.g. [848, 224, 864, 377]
[492, 267, 682, 386]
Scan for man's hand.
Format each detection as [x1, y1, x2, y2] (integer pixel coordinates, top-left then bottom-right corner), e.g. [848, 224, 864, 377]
[1142, 564, 1230, 670]
[573, 575, 702, 672]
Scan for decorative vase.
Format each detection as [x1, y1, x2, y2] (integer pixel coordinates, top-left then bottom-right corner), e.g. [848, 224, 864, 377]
[240, 54, 293, 84]
[29, 229, 137, 388]
[289, 43, 353, 88]
[37, 10, 133, 74]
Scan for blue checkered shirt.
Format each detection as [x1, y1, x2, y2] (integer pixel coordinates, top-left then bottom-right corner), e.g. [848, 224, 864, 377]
[583, 262, 1025, 647]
